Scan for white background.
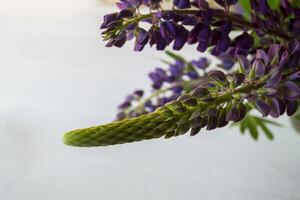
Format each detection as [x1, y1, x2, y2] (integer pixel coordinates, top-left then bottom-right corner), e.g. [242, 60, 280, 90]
[0, 0, 300, 199]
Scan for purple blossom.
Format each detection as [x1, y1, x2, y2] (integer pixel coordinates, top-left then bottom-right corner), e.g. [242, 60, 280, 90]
[215, 0, 238, 7]
[173, 0, 191, 9]
[253, 58, 265, 77]
[255, 99, 270, 117]
[169, 60, 184, 77]
[173, 26, 189, 50]
[269, 98, 281, 118]
[282, 81, 300, 101]
[134, 28, 149, 51]
[191, 57, 209, 69]
[117, 0, 143, 10]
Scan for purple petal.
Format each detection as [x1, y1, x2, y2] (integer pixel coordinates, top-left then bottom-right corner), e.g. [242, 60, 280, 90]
[282, 81, 300, 101]
[269, 98, 281, 118]
[237, 55, 251, 72]
[255, 99, 270, 117]
[279, 50, 289, 67]
[253, 59, 265, 77]
[268, 44, 280, 64]
[267, 70, 282, 86]
[134, 90, 144, 97]
[174, 0, 191, 9]
[206, 116, 218, 130]
[208, 70, 227, 82]
[226, 105, 240, 121]
[173, 26, 189, 50]
[187, 71, 199, 79]
[191, 87, 209, 97]
[232, 73, 245, 86]
[134, 28, 149, 51]
[289, 71, 300, 81]
[256, 49, 269, 64]
[286, 101, 298, 116]
[191, 57, 209, 69]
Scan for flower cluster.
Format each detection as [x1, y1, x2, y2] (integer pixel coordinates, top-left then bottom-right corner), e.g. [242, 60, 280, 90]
[180, 42, 300, 135]
[101, 0, 297, 56]
[116, 52, 212, 120]
[64, 0, 300, 147]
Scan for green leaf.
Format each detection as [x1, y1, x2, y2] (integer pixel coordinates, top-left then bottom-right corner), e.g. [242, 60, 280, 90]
[238, 0, 251, 20]
[248, 117, 259, 140]
[267, 0, 280, 10]
[165, 50, 185, 62]
[240, 120, 247, 134]
[258, 120, 274, 140]
[291, 0, 300, 7]
[233, 114, 281, 140]
[258, 117, 281, 126]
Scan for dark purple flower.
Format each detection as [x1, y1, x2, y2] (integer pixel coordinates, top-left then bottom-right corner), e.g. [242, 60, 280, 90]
[149, 67, 167, 89]
[237, 55, 251, 72]
[235, 103, 247, 122]
[286, 101, 298, 116]
[101, 13, 119, 29]
[191, 57, 209, 69]
[279, 50, 289, 67]
[187, 23, 202, 44]
[174, 0, 191, 9]
[208, 70, 227, 82]
[253, 58, 265, 77]
[191, 87, 209, 97]
[269, 98, 281, 118]
[169, 60, 184, 77]
[197, 25, 211, 52]
[251, 0, 270, 14]
[212, 35, 231, 55]
[187, 71, 199, 79]
[289, 71, 300, 81]
[206, 116, 218, 130]
[117, 0, 142, 10]
[217, 109, 229, 127]
[256, 49, 269, 65]
[232, 73, 245, 86]
[226, 105, 240, 121]
[191, 0, 209, 9]
[149, 28, 167, 50]
[280, 0, 293, 17]
[264, 85, 278, 96]
[268, 44, 280, 64]
[134, 90, 144, 97]
[218, 53, 235, 69]
[171, 86, 183, 94]
[282, 81, 300, 101]
[134, 28, 149, 51]
[234, 32, 254, 55]
[118, 101, 131, 109]
[255, 99, 270, 117]
[215, 0, 238, 7]
[160, 21, 177, 40]
[173, 25, 189, 50]
[267, 70, 282, 86]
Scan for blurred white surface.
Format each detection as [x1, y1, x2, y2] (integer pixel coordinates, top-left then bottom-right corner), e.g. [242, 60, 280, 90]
[0, 1, 300, 200]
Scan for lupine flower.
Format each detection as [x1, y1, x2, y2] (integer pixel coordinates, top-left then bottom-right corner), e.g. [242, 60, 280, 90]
[64, 0, 300, 147]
